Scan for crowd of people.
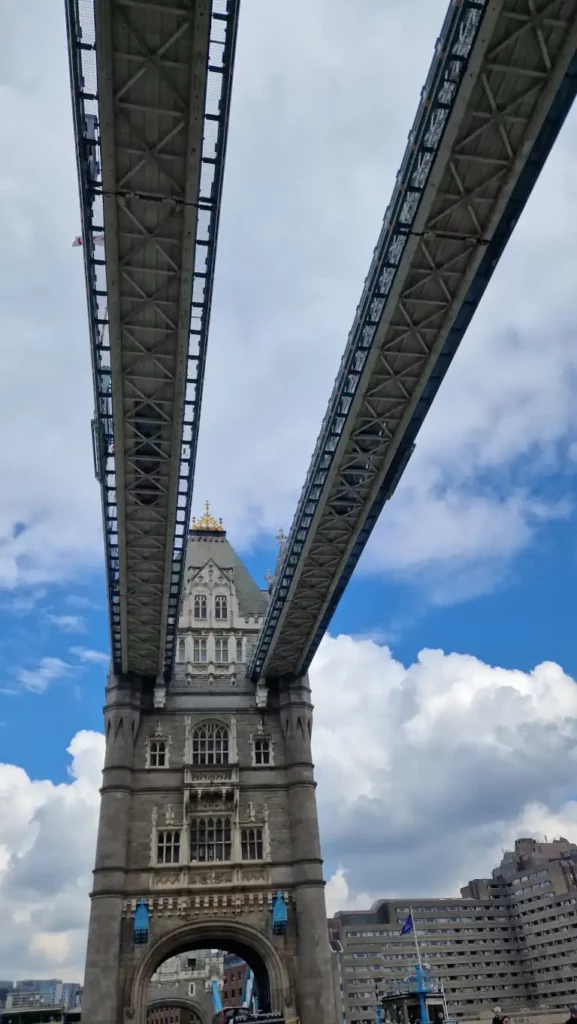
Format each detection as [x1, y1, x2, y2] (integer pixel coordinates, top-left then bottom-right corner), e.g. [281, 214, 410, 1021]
[491, 1005, 577, 1024]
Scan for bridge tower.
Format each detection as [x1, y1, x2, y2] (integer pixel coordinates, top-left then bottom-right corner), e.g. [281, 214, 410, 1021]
[83, 507, 337, 1024]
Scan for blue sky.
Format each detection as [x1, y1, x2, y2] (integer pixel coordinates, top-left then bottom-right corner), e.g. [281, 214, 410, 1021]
[3, 0, 577, 983]
[3, 497, 577, 784]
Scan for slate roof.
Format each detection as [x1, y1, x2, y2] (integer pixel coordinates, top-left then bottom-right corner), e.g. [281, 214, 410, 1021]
[186, 529, 268, 618]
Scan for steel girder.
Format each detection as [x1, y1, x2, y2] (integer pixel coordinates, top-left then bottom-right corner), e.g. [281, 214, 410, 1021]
[250, 0, 577, 682]
[66, 0, 239, 680]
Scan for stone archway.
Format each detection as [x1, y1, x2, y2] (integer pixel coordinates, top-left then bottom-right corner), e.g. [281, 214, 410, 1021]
[131, 918, 293, 1024]
[147, 995, 208, 1024]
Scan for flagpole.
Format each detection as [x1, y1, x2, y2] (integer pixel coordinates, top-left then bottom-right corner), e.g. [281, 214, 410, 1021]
[440, 982, 449, 1020]
[410, 907, 423, 971]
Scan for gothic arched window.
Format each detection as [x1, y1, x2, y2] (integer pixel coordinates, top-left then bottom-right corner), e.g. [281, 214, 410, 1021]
[193, 638, 207, 663]
[177, 637, 186, 662]
[192, 722, 229, 765]
[194, 595, 207, 620]
[215, 637, 228, 663]
[253, 736, 271, 766]
[214, 595, 228, 620]
[148, 738, 167, 768]
[190, 815, 232, 862]
[241, 826, 263, 861]
[236, 638, 243, 662]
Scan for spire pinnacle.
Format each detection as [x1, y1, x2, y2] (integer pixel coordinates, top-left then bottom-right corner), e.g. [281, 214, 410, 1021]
[191, 501, 224, 532]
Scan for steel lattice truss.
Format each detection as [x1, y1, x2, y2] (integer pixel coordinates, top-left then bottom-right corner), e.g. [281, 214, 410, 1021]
[66, 0, 239, 680]
[251, 0, 577, 682]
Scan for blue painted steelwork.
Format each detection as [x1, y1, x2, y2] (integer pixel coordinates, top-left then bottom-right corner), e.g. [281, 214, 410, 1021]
[240, 967, 256, 1010]
[272, 892, 288, 935]
[250, 3, 577, 682]
[65, 0, 240, 680]
[212, 979, 223, 1014]
[133, 898, 149, 945]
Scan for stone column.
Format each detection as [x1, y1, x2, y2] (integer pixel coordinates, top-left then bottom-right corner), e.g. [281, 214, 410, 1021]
[279, 675, 337, 1024]
[82, 674, 141, 1024]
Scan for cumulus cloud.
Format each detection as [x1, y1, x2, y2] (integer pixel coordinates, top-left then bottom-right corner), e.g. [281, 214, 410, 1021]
[16, 657, 74, 694]
[311, 636, 577, 901]
[1, 0, 577, 604]
[48, 615, 86, 634]
[0, 730, 104, 979]
[69, 647, 109, 667]
[4, 640, 577, 975]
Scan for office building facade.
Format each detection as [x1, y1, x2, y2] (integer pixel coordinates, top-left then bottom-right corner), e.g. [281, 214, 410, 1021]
[330, 837, 577, 1023]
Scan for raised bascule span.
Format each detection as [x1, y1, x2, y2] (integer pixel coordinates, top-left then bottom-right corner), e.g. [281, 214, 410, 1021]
[65, 2, 577, 1023]
[66, 0, 239, 689]
[250, 0, 577, 683]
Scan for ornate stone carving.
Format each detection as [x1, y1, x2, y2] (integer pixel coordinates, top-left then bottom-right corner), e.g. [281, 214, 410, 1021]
[189, 869, 233, 887]
[151, 806, 158, 826]
[256, 680, 268, 709]
[241, 868, 271, 884]
[165, 805, 175, 825]
[186, 769, 232, 785]
[123, 889, 292, 920]
[154, 872, 182, 889]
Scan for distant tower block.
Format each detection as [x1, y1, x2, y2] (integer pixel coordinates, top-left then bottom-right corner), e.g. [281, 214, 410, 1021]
[82, 509, 337, 1024]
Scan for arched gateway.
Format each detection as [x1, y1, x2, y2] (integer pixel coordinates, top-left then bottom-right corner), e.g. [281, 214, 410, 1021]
[82, 513, 337, 1024]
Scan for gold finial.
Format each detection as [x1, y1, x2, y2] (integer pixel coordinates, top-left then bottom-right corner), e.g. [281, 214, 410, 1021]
[191, 501, 224, 532]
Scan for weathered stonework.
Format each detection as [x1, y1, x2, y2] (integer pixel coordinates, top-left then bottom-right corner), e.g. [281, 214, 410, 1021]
[82, 524, 337, 1024]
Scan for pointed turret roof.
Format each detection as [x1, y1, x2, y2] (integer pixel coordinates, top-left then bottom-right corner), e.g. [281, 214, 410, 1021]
[186, 505, 267, 619]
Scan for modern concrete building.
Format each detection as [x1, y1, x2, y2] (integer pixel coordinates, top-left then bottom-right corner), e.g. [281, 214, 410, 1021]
[83, 511, 336, 1024]
[330, 837, 577, 1024]
[5, 984, 64, 1011]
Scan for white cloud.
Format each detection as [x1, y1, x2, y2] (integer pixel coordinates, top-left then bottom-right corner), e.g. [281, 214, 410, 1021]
[325, 867, 373, 918]
[69, 647, 109, 667]
[48, 615, 86, 634]
[4, 639, 577, 975]
[16, 657, 73, 694]
[310, 635, 577, 900]
[0, 730, 104, 979]
[1, 0, 577, 602]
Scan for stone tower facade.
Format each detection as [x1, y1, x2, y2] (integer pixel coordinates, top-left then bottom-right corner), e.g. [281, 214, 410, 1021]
[82, 509, 337, 1024]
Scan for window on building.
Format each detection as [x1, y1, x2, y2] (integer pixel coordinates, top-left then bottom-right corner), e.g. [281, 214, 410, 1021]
[236, 638, 243, 662]
[188, 983, 195, 997]
[190, 816, 232, 861]
[178, 637, 186, 661]
[215, 595, 228, 620]
[253, 737, 271, 766]
[241, 826, 263, 861]
[193, 638, 207, 663]
[157, 829, 180, 864]
[149, 738, 167, 768]
[192, 722, 229, 765]
[194, 594, 207, 620]
[215, 637, 228, 663]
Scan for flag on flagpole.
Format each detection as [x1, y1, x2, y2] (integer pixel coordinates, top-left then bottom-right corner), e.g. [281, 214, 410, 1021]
[400, 912, 414, 936]
[72, 233, 105, 248]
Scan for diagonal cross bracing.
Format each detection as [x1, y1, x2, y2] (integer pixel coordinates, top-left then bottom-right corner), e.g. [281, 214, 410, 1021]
[251, 0, 577, 682]
[66, 0, 239, 680]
